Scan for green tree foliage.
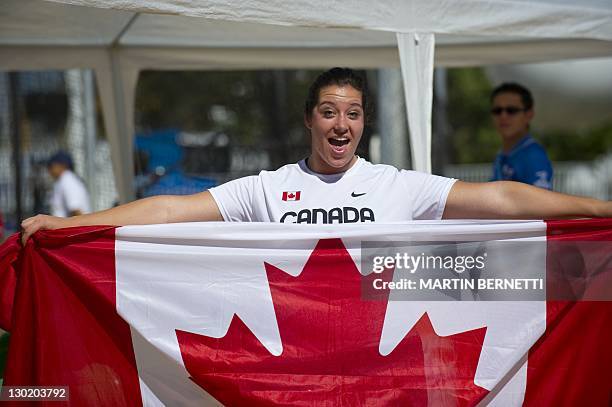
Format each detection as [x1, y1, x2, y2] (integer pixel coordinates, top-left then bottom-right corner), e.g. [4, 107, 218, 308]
[539, 121, 612, 161]
[446, 67, 612, 164]
[446, 68, 499, 164]
[135, 68, 610, 167]
[135, 70, 323, 168]
[135, 70, 322, 144]
[136, 71, 268, 144]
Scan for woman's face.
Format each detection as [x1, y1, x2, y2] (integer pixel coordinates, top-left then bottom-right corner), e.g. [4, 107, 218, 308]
[306, 84, 364, 174]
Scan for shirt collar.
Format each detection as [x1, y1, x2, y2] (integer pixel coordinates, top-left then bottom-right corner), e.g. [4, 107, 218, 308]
[502, 134, 535, 157]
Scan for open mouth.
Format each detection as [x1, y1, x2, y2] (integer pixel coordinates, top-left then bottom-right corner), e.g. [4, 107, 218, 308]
[328, 137, 350, 147]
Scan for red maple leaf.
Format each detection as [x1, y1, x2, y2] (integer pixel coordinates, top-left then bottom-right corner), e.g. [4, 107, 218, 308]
[177, 239, 488, 406]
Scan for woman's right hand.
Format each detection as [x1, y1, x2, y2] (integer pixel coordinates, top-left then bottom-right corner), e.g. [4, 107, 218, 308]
[21, 214, 67, 246]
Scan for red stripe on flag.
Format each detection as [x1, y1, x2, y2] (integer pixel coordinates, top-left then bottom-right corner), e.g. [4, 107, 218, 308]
[0, 234, 20, 331]
[1, 226, 142, 406]
[523, 219, 612, 406]
[2, 219, 611, 406]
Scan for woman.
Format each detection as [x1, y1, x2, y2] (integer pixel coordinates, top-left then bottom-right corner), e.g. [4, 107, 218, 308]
[21, 68, 611, 244]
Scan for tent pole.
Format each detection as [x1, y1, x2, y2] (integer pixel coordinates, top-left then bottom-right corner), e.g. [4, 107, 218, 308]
[83, 69, 97, 209]
[8, 72, 23, 224]
[109, 49, 136, 203]
[378, 68, 409, 168]
[433, 67, 450, 174]
[396, 32, 435, 173]
[95, 49, 138, 204]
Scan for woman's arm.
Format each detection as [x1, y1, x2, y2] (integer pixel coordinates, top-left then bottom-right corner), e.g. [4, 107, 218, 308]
[443, 181, 612, 219]
[21, 191, 223, 245]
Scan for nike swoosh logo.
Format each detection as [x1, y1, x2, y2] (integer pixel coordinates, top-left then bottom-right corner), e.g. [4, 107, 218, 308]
[351, 192, 366, 197]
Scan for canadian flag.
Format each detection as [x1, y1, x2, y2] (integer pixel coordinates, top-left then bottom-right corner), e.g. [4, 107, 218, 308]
[282, 191, 301, 201]
[0, 220, 610, 406]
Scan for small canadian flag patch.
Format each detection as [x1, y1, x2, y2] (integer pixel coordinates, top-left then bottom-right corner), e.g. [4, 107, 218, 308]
[282, 191, 301, 201]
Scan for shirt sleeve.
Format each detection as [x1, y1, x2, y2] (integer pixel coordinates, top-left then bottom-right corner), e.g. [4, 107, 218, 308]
[401, 170, 457, 220]
[61, 174, 91, 214]
[208, 176, 259, 222]
[522, 147, 553, 190]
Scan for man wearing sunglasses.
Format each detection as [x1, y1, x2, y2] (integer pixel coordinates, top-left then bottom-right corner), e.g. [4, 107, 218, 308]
[490, 83, 553, 189]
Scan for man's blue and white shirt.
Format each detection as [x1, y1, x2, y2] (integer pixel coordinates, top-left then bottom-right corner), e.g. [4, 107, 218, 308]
[492, 135, 553, 190]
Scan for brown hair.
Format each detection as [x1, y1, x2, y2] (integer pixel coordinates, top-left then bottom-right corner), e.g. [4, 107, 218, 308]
[304, 67, 372, 124]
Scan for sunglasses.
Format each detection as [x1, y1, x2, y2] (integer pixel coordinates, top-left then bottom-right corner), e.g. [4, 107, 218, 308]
[490, 106, 527, 116]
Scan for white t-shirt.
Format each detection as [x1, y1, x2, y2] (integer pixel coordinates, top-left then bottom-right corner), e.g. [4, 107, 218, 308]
[50, 170, 92, 217]
[210, 158, 456, 223]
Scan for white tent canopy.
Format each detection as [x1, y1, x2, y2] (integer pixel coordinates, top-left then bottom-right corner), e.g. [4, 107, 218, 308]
[2, 0, 611, 202]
